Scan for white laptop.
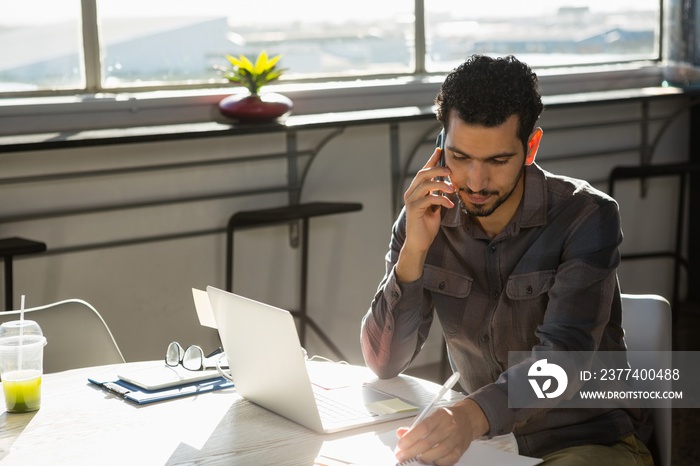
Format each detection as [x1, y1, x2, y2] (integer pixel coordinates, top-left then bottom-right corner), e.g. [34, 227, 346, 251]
[205, 285, 421, 434]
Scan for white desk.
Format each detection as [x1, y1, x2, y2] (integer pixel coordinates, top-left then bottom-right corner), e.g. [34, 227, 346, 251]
[0, 361, 467, 465]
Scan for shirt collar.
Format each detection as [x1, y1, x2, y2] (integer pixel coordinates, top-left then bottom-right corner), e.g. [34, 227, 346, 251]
[441, 163, 548, 233]
[519, 163, 548, 228]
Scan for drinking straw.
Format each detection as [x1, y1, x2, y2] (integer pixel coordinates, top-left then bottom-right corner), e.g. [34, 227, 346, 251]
[18, 294, 25, 370]
[19, 295, 25, 326]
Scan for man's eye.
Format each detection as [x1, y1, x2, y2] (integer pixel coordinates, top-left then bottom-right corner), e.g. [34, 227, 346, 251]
[491, 158, 509, 165]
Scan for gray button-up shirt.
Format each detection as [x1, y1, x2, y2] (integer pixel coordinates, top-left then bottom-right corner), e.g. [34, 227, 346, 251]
[361, 163, 649, 458]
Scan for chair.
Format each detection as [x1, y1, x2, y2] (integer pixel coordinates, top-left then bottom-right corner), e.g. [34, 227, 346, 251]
[0, 299, 125, 373]
[226, 201, 362, 361]
[621, 293, 672, 466]
[609, 163, 700, 326]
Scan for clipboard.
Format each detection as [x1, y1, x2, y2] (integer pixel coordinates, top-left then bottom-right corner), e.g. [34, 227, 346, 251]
[88, 374, 234, 405]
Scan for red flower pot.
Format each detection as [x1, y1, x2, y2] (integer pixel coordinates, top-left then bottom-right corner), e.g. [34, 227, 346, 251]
[218, 92, 293, 122]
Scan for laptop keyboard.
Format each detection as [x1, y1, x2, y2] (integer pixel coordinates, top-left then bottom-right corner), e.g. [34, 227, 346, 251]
[314, 391, 377, 423]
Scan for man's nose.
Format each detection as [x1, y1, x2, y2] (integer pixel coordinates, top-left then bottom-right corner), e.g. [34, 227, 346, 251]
[465, 162, 489, 192]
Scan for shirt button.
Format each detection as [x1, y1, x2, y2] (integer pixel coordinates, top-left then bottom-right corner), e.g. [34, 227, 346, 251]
[391, 291, 399, 299]
[481, 334, 490, 343]
[438, 282, 446, 290]
[526, 285, 533, 295]
[490, 245, 496, 253]
[492, 290, 499, 298]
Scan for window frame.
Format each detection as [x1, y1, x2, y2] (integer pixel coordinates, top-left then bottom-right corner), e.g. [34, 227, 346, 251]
[0, 0, 691, 137]
[2, 0, 666, 97]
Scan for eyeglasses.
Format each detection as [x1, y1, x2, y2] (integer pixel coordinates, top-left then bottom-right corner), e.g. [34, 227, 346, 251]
[165, 341, 222, 371]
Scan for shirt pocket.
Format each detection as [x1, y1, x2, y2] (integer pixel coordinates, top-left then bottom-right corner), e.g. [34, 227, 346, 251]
[506, 270, 555, 344]
[424, 265, 473, 336]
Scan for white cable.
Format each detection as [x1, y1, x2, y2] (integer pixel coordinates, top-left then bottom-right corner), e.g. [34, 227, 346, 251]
[1, 298, 126, 363]
[307, 353, 349, 365]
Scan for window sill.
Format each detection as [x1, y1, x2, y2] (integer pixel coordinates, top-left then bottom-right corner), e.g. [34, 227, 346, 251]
[0, 87, 694, 155]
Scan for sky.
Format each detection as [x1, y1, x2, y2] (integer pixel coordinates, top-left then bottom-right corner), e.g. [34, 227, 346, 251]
[1, 0, 659, 26]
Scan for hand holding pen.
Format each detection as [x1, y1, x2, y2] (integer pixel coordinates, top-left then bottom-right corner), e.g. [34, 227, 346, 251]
[395, 372, 461, 465]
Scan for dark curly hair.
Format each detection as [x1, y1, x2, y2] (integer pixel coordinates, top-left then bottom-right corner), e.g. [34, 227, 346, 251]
[435, 55, 543, 152]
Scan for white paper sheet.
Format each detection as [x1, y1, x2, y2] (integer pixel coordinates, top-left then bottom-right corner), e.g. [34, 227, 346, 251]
[316, 430, 542, 466]
[192, 287, 218, 328]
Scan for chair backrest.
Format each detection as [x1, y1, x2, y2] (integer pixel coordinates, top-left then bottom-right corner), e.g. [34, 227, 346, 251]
[620, 293, 672, 466]
[0, 299, 125, 373]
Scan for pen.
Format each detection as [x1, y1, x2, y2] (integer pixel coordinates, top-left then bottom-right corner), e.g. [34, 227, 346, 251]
[409, 371, 461, 429]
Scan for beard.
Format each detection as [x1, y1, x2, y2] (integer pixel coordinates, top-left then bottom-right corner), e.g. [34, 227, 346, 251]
[457, 168, 524, 217]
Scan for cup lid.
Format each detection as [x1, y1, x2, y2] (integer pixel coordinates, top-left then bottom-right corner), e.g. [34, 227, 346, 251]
[0, 320, 43, 338]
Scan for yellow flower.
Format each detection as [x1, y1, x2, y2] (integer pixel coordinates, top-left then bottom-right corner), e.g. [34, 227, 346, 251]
[219, 51, 285, 95]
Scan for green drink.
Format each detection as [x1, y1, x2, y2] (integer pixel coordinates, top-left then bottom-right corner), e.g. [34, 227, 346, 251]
[2, 369, 42, 412]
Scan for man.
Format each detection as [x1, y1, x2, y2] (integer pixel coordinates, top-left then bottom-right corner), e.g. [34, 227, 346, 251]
[360, 55, 652, 465]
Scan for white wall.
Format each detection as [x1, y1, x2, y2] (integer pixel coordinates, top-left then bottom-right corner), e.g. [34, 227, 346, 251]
[0, 96, 691, 369]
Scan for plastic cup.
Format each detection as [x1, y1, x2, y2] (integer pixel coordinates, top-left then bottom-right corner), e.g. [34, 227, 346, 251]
[0, 334, 47, 413]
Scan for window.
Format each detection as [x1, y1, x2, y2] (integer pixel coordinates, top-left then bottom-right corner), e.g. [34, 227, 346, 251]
[96, 0, 415, 88]
[0, 1, 83, 92]
[0, 1, 662, 97]
[424, 0, 660, 70]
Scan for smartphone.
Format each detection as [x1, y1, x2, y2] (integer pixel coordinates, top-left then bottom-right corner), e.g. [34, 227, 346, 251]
[436, 129, 445, 168]
[432, 129, 446, 210]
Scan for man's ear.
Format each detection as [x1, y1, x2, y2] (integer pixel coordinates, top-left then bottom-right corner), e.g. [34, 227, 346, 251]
[526, 127, 543, 165]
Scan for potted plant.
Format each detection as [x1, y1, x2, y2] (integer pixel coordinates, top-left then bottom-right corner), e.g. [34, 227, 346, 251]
[216, 51, 293, 122]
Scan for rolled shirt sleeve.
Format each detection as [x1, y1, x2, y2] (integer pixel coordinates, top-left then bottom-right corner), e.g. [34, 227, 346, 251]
[361, 211, 434, 379]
